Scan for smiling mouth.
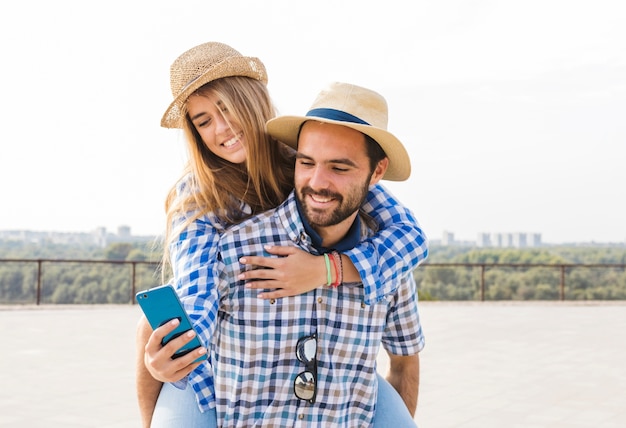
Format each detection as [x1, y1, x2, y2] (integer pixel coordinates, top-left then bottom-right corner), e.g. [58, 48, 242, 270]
[310, 194, 333, 203]
[223, 132, 243, 148]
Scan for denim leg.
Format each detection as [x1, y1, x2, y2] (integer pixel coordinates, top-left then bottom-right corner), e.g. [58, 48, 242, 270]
[150, 382, 217, 428]
[373, 373, 417, 427]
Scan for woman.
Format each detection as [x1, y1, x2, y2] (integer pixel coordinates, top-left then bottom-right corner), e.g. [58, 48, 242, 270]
[137, 41, 427, 427]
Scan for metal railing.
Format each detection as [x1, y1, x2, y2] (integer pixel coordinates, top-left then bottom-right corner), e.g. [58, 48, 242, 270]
[419, 262, 626, 301]
[0, 258, 159, 305]
[0, 259, 625, 304]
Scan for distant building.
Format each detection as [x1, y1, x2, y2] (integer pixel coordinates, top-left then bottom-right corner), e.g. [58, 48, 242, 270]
[512, 232, 527, 248]
[439, 231, 544, 248]
[529, 233, 542, 247]
[491, 233, 503, 247]
[476, 233, 491, 247]
[117, 225, 131, 238]
[441, 231, 455, 246]
[0, 226, 157, 247]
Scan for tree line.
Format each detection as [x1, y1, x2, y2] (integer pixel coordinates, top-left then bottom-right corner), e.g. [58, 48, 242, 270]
[1, 240, 625, 304]
[416, 245, 626, 300]
[0, 240, 163, 304]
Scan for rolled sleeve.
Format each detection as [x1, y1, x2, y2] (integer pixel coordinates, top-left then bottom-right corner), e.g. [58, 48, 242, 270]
[381, 275, 425, 356]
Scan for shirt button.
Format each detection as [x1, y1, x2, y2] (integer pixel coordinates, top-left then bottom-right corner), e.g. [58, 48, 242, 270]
[361, 302, 366, 308]
[269, 299, 276, 304]
[298, 414, 304, 419]
[317, 297, 323, 304]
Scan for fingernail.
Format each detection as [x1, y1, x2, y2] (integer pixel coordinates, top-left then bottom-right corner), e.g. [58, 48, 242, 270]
[198, 348, 207, 355]
[239, 257, 247, 263]
[170, 318, 180, 326]
[264, 245, 272, 250]
[186, 330, 195, 338]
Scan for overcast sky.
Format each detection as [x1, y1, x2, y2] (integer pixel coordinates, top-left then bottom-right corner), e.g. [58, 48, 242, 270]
[1, 0, 624, 244]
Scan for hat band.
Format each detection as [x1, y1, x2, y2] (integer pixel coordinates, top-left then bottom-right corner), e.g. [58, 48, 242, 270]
[306, 108, 370, 126]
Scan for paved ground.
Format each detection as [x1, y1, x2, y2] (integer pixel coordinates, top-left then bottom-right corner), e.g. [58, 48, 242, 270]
[1, 301, 625, 428]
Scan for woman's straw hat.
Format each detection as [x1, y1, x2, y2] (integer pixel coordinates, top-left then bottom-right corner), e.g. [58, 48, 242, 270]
[266, 82, 411, 181]
[161, 42, 267, 128]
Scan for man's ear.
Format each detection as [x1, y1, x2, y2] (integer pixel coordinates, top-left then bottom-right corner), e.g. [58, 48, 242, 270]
[369, 157, 389, 185]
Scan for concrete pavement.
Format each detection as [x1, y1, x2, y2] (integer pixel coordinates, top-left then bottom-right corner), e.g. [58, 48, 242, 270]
[1, 301, 625, 427]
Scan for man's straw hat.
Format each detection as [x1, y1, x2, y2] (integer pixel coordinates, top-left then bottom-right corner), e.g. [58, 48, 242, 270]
[161, 42, 267, 128]
[266, 82, 411, 181]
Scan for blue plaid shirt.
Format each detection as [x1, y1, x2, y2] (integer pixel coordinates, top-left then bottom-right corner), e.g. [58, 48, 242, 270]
[169, 179, 428, 413]
[210, 191, 425, 427]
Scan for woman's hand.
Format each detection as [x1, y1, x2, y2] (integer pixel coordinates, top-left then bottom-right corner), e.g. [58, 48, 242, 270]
[143, 318, 206, 383]
[239, 245, 327, 299]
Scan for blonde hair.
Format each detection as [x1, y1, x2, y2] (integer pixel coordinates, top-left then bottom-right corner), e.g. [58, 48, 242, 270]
[162, 77, 294, 278]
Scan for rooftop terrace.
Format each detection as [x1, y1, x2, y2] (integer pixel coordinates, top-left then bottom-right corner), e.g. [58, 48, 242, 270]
[1, 301, 624, 427]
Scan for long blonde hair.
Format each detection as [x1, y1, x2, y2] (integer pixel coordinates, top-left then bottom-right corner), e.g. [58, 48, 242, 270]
[162, 77, 294, 277]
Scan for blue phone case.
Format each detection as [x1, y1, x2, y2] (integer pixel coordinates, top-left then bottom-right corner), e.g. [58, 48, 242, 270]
[136, 284, 207, 362]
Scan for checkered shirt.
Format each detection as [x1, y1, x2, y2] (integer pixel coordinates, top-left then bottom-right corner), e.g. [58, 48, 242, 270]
[210, 191, 425, 427]
[351, 184, 429, 304]
[168, 180, 428, 413]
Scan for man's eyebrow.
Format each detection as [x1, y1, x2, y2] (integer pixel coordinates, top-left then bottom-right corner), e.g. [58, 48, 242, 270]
[296, 152, 358, 167]
[330, 158, 358, 167]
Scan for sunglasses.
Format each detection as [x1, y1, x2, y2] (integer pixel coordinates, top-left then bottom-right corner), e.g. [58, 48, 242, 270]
[293, 333, 317, 403]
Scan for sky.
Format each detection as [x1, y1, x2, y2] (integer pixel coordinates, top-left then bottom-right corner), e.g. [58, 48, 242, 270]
[0, 0, 624, 244]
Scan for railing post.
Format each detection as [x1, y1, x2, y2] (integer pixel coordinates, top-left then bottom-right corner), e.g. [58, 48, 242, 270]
[560, 265, 565, 301]
[480, 264, 485, 302]
[36, 259, 43, 305]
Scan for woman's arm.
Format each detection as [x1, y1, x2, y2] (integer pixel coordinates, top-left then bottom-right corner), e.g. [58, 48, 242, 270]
[134, 213, 220, 418]
[240, 184, 427, 303]
[344, 183, 428, 303]
[168, 213, 223, 345]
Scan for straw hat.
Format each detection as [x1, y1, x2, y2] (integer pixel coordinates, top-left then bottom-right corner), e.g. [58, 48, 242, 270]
[161, 42, 267, 128]
[266, 82, 411, 181]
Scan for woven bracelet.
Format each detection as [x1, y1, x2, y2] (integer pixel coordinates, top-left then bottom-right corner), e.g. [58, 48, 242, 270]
[323, 253, 332, 286]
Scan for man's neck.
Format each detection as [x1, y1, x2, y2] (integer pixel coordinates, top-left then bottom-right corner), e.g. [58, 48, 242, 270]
[316, 214, 359, 248]
[295, 197, 361, 252]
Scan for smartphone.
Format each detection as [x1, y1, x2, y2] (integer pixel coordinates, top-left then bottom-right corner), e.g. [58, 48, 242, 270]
[136, 284, 207, 362]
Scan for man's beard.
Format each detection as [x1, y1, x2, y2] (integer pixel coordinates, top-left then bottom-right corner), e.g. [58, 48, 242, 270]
[297, 181, 369, 228]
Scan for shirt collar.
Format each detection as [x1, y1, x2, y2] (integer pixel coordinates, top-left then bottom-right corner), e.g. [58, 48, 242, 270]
[295, 195, 362, 253]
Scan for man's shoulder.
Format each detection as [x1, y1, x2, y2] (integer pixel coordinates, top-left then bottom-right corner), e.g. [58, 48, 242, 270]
[220, 195, 299, 245]
[220, 209, 278, 245]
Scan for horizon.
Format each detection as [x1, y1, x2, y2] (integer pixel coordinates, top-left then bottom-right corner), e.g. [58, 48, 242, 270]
[1, 226, 625, 247]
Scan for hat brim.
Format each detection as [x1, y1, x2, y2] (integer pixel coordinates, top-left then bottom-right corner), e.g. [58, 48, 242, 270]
[161, 56, 267, 129]
[266, 116, 411, 181]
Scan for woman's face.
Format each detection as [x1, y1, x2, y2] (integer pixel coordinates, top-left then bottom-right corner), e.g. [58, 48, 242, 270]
[186, 92, 247, 164]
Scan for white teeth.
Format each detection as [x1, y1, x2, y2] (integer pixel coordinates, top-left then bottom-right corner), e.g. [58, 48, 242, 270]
[311, 195, 331, 203]
[223, 133, 242, 148]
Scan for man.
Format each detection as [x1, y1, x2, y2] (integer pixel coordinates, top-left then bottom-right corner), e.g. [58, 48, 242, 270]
[206, 82, 425, 426]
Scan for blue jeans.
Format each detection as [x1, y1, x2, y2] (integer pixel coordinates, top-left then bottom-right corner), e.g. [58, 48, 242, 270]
[151, 374, 416, 427]
[151, 382, 217, 428]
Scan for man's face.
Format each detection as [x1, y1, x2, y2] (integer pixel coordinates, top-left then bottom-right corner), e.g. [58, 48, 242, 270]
[295, 121, 388, 232]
